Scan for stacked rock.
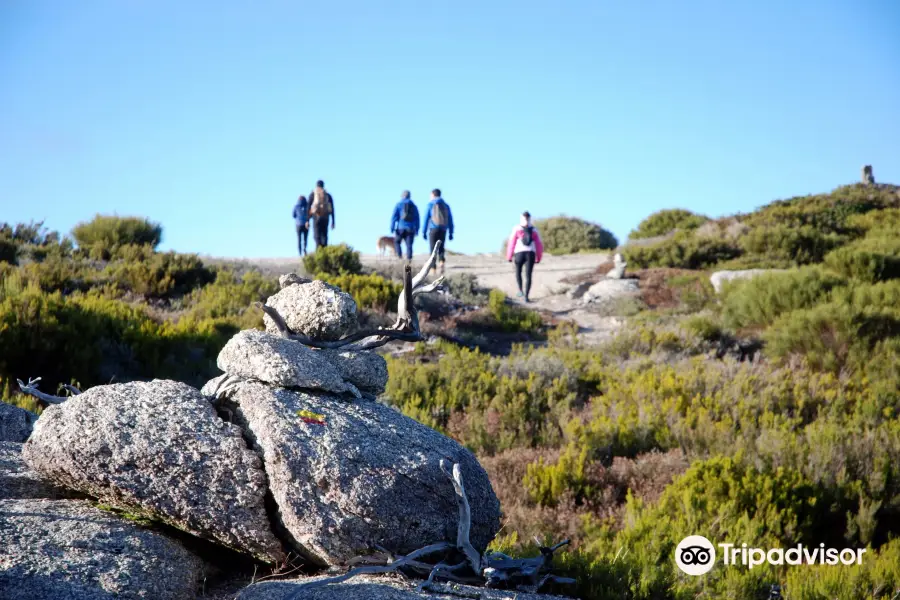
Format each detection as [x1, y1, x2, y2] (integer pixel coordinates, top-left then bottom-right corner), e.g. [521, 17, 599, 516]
[202, 276, 499, 566]
[16, 273, 501, 598]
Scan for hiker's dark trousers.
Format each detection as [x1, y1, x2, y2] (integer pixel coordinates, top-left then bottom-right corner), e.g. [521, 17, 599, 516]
[296, 224, 309, 255]
[394, 229, 414, 260]
[514, 251, 536, 298]
[428, 228, 447, 262]
[314, 216, 329, 248]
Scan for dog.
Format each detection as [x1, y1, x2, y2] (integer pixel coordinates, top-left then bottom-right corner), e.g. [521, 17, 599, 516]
[376, 235, 395, 258]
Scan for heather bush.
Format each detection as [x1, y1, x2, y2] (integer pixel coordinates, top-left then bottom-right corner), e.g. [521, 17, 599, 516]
[318, 272, 402, 312]
[103, 250, 215, 299]
[72, 214, 162, 260]
[302, 243, 362, 276]
[0, 220, 74, 264]
[532, 216, 618, 255]
[0, 282, 235, 392]
[783, 538, 900, 599]
[765, 302, 900, 372]
[185, 269, 277, 328]
[444, 272, 490, 306]
[623, 233, 741, 269]
[629, 209, 709, 240]
[738, 224, 847, 265]
[487, 290, 544, 334]
[720, 266, 847, 329]
[823, 235, 900, 283]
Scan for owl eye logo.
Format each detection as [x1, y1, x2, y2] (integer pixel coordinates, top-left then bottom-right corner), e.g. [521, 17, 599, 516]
[675, 536, 716, 575]
[679, 546, 712, 565]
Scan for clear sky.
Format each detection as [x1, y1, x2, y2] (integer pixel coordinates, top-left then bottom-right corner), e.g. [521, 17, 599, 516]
[2, 0, 899, 258]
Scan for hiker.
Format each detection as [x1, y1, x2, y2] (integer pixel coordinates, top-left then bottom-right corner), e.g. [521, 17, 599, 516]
[505, 211, 543, 302]
[423, 188, 454, 274]
[308, 180, 335, 249]
[390, 190, 420, 260]
[292, 195, 310, 255]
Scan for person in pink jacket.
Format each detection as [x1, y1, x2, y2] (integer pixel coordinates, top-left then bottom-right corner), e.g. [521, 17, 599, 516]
[505, 211, 544, 302]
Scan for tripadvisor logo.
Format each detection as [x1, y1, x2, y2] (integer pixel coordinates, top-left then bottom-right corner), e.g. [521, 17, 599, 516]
[675, 535, 716, 575]
[675, 536, 867, 575]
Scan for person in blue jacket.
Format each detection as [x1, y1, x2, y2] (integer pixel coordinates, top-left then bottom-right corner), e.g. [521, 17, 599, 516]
[390, 190, 420, 260]
[423, 188, 454, 274]
[292, 195, 310, 256]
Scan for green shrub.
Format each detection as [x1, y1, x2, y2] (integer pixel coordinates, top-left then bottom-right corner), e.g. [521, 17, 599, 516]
[824, 236, 900, 283]
[319, 272, 402, 312]
[0, 238, 18, 264]
[0, 284, 235, 393]
[783, 537, 900, 599]
[629, 209, 709, 240]
[444, 273, 490, 306]
[18, 256, 100, 295]
[487, 290, 544, 333]
[624, 233, 741, 269]
[104, 251, 215, 299]
[72, 215, 162, 260]
[739, 224, 847, 265]
[532, 216, 618, 255]
[185, 269, 277, 328]
[765, 301, 900, 372]
[0, 221, 73, 263]
[302, 243, 362, 276]
[721, 267, 847, 329]
[682, 314, 723, 341]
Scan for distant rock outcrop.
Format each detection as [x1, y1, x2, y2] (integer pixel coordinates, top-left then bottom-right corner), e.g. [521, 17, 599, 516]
[862, 164, 875, 185]
[606, 252, 627, 279]
[709, 269, 788, 294]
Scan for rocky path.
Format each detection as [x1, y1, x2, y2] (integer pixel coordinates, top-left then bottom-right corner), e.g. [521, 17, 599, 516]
[212, 251, 626, 345]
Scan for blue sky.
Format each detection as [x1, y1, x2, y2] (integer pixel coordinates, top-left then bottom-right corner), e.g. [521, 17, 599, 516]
[2, 0, 898, 258]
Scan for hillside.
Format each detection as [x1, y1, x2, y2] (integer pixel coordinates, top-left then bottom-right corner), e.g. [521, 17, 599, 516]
[2, 181, 900, 599]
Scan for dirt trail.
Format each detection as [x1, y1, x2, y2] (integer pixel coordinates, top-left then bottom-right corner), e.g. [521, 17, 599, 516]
[217, 251, 625, 345]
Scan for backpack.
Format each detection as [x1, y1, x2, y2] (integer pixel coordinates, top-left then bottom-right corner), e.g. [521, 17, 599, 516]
[431, 200, 449, 227]
[400, 200, 413, 223]
[311, 188, 331, 217]
[522, 226, 533, 247]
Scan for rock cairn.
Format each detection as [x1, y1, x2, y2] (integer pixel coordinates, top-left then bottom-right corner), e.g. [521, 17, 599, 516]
[11, 244, 565, 599]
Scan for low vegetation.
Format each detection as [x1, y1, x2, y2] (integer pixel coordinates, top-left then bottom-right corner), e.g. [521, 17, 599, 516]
[533, 215, 618, 255]
[4, 180, 900, 598]
[629, 208, 709, 240]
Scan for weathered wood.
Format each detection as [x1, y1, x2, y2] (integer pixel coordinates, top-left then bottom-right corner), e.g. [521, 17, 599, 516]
[284, 459, 573, 596]
[16, 378, 68, 405]
[258, 241, 446, 352]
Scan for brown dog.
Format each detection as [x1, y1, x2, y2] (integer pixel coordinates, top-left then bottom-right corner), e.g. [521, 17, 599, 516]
[376, 235, 395, 257]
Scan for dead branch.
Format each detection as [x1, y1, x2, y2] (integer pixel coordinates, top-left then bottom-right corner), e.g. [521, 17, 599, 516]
[259, 241, 446, 351]
[284, 459, 573, 597]
[440, 459, 481, 572]
[16, 378, 68, 405]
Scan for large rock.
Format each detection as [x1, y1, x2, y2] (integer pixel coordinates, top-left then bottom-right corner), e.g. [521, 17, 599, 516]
[606, 252, 627, 279]
[22, 379, 285, 562]
[219, 380, 501, 566]
[218, 329, 361, 397]
[0, 400, 37, 443]
[709, 269, 788, 294]
[0, 442, 75, 500]
[237, 575, 571, 600]
[0, 498, 205, 600]
[264, 280, 358, 341]
[582, 278, 640, 304]
[321, 349, 389, 396]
